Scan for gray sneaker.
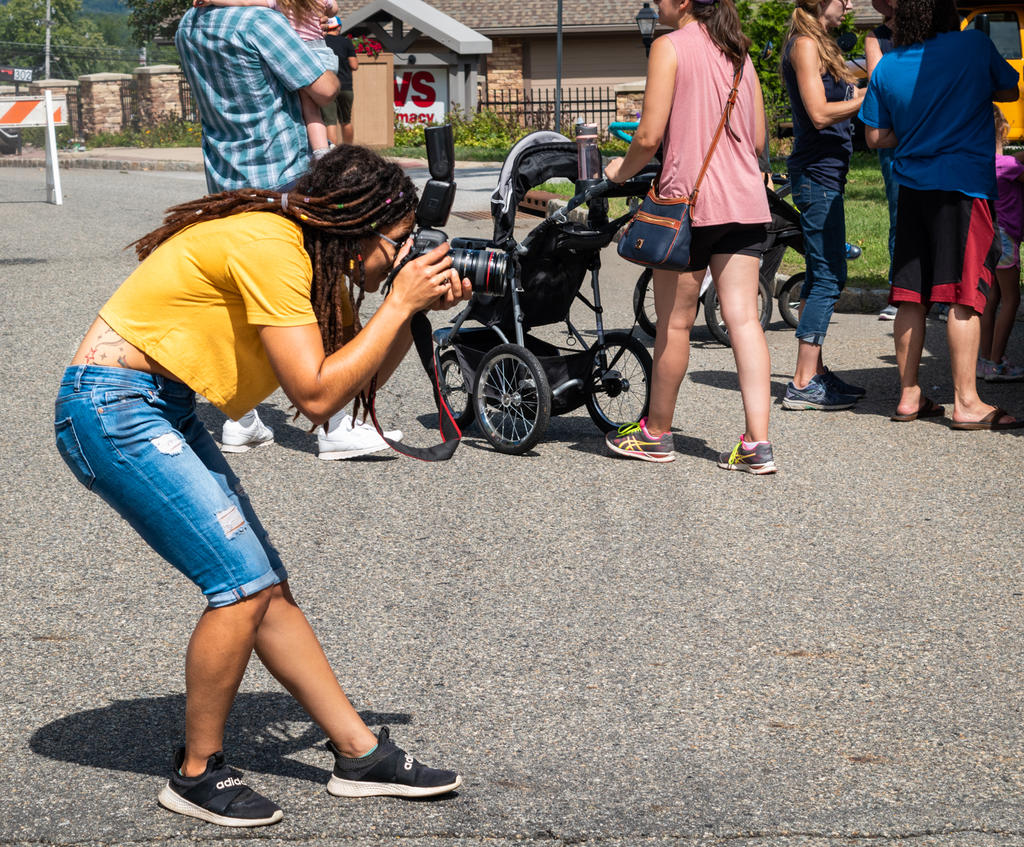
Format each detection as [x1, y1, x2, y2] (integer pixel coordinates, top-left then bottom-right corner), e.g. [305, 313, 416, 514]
[717, 438, 777, 474]
[821, 367, 865, 397]
[878, 304, 897, 321]
[782, 375, 857, 411]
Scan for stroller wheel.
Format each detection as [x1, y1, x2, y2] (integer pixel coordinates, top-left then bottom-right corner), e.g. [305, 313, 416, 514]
[702, 277, 773, 347]
[778, 272, 805, 329]
[473, 343, 551, 455]
[632, 268, 657, 338]
[585, 330, 653, 433]
[435, 347, 475, 430]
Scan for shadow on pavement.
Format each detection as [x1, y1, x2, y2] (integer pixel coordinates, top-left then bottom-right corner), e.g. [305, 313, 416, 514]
[29, 693, 410, 782]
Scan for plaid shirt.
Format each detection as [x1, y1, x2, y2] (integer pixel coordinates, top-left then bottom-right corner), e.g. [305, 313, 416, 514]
[176, 6, 324, 192]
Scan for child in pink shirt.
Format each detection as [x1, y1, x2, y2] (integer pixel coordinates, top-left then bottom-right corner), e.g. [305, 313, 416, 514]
[980, 106, 1024, 381]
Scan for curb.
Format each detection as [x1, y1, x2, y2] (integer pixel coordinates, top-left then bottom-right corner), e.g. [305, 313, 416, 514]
[0, 155, 203, 173]
[544, 195, 889, 315]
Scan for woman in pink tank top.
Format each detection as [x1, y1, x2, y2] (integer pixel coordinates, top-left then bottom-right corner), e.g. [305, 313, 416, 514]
[604, 0, 776, 474]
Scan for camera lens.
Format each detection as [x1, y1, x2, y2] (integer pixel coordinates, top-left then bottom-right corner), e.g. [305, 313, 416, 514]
[450, 248, 508, 297]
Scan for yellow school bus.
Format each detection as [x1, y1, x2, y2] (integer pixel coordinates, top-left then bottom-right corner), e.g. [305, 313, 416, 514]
[960, 1, 1024, 140]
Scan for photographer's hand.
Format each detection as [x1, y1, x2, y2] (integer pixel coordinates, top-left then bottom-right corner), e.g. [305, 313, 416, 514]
[389, 242, 466, 314]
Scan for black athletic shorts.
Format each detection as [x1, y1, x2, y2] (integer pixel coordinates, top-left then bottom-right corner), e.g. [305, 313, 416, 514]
[891, 186, 996, 314]
[684, 222, 768, 272]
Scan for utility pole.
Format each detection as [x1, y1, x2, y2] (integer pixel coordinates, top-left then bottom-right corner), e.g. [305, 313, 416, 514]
[44, 0, 52, 79]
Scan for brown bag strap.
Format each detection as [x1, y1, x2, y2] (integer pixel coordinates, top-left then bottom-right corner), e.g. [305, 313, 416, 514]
[689, 63, 744, 208]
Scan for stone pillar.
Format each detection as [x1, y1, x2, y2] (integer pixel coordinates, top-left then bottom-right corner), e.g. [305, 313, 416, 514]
[486, 37, 524, 93]
[615, 80, 645, 123]
[28, 78, 80, 137]
[78, 73, 132, 137]
[133, 65, 183, 124]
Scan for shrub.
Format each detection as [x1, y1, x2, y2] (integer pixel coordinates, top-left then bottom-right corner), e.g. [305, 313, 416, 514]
[84, 114, 202, 148]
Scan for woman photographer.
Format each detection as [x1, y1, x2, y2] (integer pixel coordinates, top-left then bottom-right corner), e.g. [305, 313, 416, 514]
[604, 0, 775, 473]
[54, 145, 470, 826]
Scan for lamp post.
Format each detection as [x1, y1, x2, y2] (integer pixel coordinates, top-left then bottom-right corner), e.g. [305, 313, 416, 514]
[555, 0, 563, 131]
[635, 2, 658, 58]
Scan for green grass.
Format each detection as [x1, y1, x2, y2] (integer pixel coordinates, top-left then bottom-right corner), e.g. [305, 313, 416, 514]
[773, 151, 891, 289]
[381, 145, 508, 162]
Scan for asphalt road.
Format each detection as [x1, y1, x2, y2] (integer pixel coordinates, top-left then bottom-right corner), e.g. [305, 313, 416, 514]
[2, 165, 1024, 847]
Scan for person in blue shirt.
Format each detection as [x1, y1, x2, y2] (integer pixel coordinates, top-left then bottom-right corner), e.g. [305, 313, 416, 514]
[860, 0, 1024, 430]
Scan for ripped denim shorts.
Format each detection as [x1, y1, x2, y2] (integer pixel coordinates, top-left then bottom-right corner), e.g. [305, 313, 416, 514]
[55, 366, 287, 607]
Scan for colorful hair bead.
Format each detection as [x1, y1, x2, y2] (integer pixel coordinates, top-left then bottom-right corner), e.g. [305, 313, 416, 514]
[300, 214, 309, 221]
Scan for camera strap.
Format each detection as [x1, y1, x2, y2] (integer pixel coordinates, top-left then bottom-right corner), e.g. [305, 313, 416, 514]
[363, 311, 462, 462]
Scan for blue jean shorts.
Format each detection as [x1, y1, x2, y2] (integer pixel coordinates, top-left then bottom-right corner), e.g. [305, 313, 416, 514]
[54, 366, 287, 607]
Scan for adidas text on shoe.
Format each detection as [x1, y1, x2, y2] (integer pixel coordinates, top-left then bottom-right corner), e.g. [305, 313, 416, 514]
[318, 414, 403, 460]
[782, 375, 856, 411]
[157, 748, 283, 827]
[605, 418, 674, 463]
[326, 727, 462, 799]
[220, 412, 274, 454]
[717, 438, 777, 474]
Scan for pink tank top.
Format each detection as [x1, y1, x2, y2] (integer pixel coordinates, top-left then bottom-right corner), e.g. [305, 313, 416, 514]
[657, 23, 769, 227]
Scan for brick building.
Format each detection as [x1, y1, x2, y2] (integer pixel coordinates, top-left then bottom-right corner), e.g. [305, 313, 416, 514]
[335, 0, 886, 96]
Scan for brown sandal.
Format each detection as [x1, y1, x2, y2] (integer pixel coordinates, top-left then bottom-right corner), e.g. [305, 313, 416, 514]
[950, 407, 1024, 430]
[890, 397, 945, 422]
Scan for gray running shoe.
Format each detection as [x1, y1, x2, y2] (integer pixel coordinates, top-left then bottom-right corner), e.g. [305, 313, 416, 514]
[605, 418, 674, 462]
[821, 367, 865, 397]
[782, 375, 857, 411]
[878, 304, 897, 321]
[717, 438, 777, 474]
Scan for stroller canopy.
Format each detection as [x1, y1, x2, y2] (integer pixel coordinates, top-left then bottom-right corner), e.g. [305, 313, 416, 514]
[490, 131, 579, 247]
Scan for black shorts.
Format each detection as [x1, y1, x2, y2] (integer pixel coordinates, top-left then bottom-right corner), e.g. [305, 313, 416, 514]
[684, 222, 768, 272]
[892, 186, 996, 314]
[336, 89, 354, 125]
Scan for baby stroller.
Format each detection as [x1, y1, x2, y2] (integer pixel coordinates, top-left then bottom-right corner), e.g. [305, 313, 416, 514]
[432, 131, 657, 455]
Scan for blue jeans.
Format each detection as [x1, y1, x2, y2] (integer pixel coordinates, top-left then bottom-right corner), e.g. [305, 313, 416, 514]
[877, 146, 898, 285]
[792, 171, 847, 346]
[54, 366, 287, 607]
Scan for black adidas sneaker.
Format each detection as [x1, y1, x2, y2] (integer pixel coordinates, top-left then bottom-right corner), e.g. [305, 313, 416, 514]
[326, 727, 462, 798]
[157, 748, 283, 827]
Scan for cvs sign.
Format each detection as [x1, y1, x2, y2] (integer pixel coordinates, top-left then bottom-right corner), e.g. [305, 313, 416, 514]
[394, 68, 447, 125]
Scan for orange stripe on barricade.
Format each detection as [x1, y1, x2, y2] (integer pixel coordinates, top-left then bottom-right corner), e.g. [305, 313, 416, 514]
[0, 99, 39, 124]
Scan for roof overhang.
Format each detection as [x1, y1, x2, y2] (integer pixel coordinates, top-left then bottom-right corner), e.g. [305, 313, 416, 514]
[340, 0, 491, 55]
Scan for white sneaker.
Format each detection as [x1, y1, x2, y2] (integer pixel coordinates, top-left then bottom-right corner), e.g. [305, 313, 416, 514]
[878, 304, 897, 321]
[317, 413, 403, 460]
[221, 410, 274, 453]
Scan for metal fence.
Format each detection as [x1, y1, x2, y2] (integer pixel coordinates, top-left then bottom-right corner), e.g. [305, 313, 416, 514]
[178, 74, 200, 123]
[479, 86, 617, 132]
[119, 77, 139, 130]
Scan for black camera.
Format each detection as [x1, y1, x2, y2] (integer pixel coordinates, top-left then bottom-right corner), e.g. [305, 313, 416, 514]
[404, 125, 509, 297]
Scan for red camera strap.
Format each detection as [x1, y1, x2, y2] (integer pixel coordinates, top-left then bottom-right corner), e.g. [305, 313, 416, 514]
[364, 311, 462, 462]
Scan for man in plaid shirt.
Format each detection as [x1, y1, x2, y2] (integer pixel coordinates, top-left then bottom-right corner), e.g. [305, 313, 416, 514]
[176, 5, 339, 193]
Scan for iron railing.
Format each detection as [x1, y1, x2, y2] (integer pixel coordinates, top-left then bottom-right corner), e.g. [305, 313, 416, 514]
[479, 86, 617, 132]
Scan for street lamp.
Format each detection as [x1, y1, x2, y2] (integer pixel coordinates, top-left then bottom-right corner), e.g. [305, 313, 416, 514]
[635, 2, 658, 58]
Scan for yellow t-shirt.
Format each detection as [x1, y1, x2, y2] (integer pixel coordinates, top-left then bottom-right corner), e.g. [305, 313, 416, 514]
[101, 212, 316, 420]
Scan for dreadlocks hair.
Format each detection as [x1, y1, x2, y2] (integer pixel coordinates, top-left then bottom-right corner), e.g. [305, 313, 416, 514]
[892, 0, 960, 47]
[132, 145, 418, 356]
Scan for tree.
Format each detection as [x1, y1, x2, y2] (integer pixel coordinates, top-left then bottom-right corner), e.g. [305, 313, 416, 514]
[121, 0, 190, 44]
[0, 0, 116, 77]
